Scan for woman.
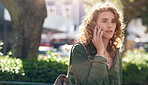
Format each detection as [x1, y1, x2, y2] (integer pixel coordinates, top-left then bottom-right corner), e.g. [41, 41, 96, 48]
[71, 2, 124, 85]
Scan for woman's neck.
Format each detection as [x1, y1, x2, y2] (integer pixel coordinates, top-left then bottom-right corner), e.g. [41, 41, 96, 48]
[102, 38, 109, 51]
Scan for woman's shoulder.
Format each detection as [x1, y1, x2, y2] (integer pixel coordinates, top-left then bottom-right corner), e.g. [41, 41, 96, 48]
[71, 43, 87, 56]
[72, 43, 84, 50]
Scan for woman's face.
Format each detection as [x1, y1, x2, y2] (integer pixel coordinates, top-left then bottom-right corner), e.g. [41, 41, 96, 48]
[96, 11, 116, 39]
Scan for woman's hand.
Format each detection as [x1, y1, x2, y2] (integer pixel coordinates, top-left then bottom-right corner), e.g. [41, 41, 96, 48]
[92, 26, 105, 57]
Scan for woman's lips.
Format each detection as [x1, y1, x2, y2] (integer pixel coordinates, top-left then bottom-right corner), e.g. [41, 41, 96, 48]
[105, 30, 113, 33]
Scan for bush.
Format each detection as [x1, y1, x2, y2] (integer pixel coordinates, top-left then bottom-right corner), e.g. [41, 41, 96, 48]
[0, 55, 75, 83]
[122, 48, 148, 85]
[1, 46, 148, 85]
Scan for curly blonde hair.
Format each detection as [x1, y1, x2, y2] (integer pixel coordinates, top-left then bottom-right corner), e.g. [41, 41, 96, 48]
[76, 2, 124, 57]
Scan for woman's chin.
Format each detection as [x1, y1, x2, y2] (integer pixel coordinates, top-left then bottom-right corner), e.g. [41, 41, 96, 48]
[103, 36, 113, 39]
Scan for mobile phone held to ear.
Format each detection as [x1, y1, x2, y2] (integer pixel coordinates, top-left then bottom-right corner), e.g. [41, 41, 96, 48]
[95, 23, 100, 30]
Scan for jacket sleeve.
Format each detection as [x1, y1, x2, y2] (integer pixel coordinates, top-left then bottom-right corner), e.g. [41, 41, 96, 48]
[71, 44, 108, 85]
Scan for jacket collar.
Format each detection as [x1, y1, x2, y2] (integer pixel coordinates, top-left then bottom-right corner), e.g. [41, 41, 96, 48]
[86, 41, 120, 57]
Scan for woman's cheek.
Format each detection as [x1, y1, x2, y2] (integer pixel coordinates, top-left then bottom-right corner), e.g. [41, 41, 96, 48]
[100, 26, 105, 31]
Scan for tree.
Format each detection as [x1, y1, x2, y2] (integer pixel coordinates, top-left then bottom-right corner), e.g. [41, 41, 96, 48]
[121, 0, 148, 23]
[1, 0, 47, 60]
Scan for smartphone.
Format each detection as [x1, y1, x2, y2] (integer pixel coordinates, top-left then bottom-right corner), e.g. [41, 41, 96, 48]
[95, 23, 100, 30]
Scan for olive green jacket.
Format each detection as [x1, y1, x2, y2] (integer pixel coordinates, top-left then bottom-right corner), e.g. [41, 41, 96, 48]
[71, 43, 122, 85]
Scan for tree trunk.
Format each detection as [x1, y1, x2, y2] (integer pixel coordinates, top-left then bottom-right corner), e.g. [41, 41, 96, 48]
[1, 0, 47, 60]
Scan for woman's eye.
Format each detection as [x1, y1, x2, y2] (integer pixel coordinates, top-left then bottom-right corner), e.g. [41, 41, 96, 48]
[112, 21, 116, 23]
[102, 21, 107, 22]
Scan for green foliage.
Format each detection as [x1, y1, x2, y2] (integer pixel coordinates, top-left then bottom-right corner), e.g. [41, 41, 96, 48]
[38, 51, 69, 65]
[0, 56, 75, 83]
[1, 45, 148, 84]
[0, 56, 23, 74]
[122, 49, 148, 85]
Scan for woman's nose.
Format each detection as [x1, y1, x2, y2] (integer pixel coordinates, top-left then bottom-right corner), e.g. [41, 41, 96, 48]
[107, 22, 112, 28]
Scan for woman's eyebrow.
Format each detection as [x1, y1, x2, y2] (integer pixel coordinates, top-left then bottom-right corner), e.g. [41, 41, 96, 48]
[101, 18, 108, 20]
[101, 18, 116, 20]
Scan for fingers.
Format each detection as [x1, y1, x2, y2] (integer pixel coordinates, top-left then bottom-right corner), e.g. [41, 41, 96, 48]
[93, 27, 97, 40]
[93, 26, 103, 43]
[100, 31, 104, 39]
[97, 26, 101, 38]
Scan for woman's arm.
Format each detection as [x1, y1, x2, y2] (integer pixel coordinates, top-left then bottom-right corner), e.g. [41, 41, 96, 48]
[72, 44, 108, 85]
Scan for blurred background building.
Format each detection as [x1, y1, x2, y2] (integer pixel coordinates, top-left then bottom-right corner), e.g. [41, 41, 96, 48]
[126, 18, 148, 52]
[42, 0, 85, 48]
